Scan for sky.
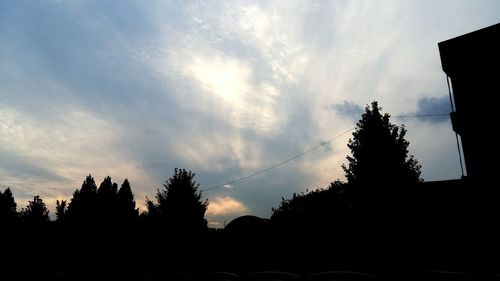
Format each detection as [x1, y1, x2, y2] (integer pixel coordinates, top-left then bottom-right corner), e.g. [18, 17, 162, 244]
[1, 1, 499, 227]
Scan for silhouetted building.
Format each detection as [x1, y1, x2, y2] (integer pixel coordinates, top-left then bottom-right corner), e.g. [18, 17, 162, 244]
[438, 23, 500, 182]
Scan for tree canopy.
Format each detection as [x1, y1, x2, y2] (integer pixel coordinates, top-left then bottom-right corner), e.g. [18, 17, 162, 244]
[20, 195, 50, 224]
[66, 175, 138, 224]
[55, 200, 67, 222]
[271, 180, 349, 228]
[271, 101, 422, 226]
[146, 168, 208, 232]
[343, 101, 422, 186]
[66, 174, 99, 223]
[0, 187, 18, 224]
[117, 179, 138, 223]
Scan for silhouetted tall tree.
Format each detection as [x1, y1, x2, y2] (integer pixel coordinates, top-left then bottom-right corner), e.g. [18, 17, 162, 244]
[0, 187, 18, 224]
[117, 179, 138, 223]
[55, 200, 67, 222]
[97, 176, 115, 198]
[67, 174, 98, 223]
[146, 168, 208, 232]
[343, 101, 422, 187]
[21, 195, 50, 224]
[96, 176, 118, 222]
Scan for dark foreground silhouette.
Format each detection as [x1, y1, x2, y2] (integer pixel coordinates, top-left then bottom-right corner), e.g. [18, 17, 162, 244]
[1, 104, 498, 277]
[2, 179, 499, 279]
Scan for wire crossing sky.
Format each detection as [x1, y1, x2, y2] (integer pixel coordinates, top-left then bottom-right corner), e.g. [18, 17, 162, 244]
[203, 127, 355, 192]
[1, 1, 499, 226]
[203, 112, 451, 192]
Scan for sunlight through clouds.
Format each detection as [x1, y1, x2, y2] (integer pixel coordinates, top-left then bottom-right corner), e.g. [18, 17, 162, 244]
[171, 131, 264, 173]
[187, 54, 252, 107]
[206, 195, 250, 228]
[166, 45, 285, 134]
[226, 2, 309, 85]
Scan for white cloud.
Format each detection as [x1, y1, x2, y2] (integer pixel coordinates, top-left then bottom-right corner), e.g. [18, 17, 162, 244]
[206, 196, 249, 216]
[228, 2, 309, 85]
[187, 54, 252, 105]
[206, 195, 250, 227]
[152, 43, 284, 137]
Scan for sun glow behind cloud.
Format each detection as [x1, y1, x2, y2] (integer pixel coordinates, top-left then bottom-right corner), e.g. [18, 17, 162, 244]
[206, 195, 250, 228]
[187, 54, 251, 105]
[207, 196, 249, 216]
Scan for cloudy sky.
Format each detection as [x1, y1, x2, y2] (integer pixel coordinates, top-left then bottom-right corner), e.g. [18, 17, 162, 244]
[1, 1, 499, 226]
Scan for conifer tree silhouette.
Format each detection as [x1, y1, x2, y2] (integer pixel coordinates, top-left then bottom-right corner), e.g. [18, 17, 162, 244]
[146, 168, 208, 232]
[20, 195, 50, 224]
[0, 187, 18, 224]
[343, 101, 422, 186]
[97, 176, 118, 222]
[341, 101, 422, 211]
[117, 179, 138, 223]
[67, 174, 98, 223]
[55, 200, 67, 222]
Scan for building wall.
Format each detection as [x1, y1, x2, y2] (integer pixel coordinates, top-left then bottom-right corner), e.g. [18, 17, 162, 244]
[438, 23, 500, 183]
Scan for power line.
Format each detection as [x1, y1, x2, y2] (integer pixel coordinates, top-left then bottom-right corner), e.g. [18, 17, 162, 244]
[393, 113, 449, 118]
[202, 127, 355, 192]
[202, 112, 451, 192]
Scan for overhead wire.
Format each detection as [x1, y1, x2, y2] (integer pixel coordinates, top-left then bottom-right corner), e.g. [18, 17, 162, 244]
[393, 113, 449, 118]
[202, 127, 355, 192]
[202, 111, 450, 192]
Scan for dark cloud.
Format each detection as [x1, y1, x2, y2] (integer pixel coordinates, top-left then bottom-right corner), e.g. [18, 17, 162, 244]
[405, 96, 451, 123]
[416, 95, 452, 114]
[327, 101, 364, 123]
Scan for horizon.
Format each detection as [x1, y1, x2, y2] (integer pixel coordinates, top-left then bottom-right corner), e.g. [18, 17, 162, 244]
[1, 1, 499, 226]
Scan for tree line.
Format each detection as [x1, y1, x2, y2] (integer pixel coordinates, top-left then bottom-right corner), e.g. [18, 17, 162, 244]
[1, 101, 422, 231]
[1, 168, 208, 232]
[3, 102, 492, 274]
[271, 101, 422, 224]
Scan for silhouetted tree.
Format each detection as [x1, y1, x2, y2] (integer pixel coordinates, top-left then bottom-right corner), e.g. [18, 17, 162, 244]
[146, 168, 208, 232]
[97, 176, 115, 198]
[271, 180, 349, 228]
[96, 176, 118, 222]
[343, 101, 422, 187]
[55, 200, 67, 222]
[66, 174, 98, 223]
[0, 187, 18, 224]
[117, 179, 138, 223]
[21, 195, 50, 224]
